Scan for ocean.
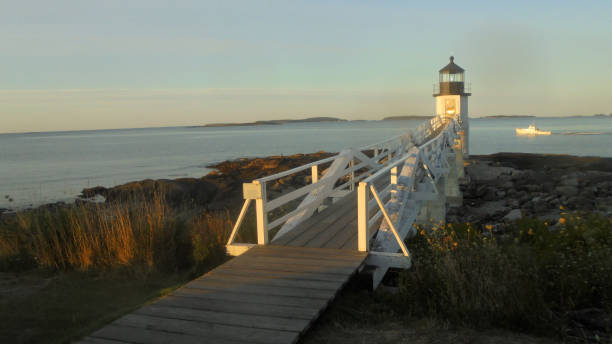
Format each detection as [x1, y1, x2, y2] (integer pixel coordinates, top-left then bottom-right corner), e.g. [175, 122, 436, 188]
[1, 117, 611, 209]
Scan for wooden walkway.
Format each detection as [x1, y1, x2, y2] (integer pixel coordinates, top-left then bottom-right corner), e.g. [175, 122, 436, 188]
[79, 245, 366, 344]
[272, 191, 359, 250]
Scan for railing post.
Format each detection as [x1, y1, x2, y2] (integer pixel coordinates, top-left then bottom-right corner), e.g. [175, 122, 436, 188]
[311, 165, 318, 184]
[357, 182, 368, 252]
[254, 181, 269, 245]
[390, 166, 398, 197]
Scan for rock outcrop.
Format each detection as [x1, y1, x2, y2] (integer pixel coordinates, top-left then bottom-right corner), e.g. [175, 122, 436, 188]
[448, 153, 612, 225]
[80, 151, 335, 211]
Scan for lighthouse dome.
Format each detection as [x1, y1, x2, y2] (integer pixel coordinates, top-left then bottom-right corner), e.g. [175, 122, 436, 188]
[439, 56, 465, 74]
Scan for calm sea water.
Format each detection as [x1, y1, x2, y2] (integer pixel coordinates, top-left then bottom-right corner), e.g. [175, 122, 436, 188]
[1, 117, 611, 209]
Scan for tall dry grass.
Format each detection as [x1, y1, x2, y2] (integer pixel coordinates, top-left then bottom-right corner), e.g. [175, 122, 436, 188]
[0, 194, 233, 274]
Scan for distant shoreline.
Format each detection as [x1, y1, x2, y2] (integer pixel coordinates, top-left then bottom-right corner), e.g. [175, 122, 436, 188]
[475, 114, 612, 119]
[382, 115, 433, 121]
[479, 115, 536, 119]
[193, 117, 347, 128]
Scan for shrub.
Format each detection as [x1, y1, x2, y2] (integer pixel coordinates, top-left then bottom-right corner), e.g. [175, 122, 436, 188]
[399, 212, 612, 336]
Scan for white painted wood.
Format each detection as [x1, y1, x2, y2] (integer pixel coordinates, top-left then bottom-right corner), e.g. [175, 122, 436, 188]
[226, 243, 255, 256]
[257, 156, 336, 183]
[226, 199, 252, 245]
[369, 185, 409, 256]
[357, 182, 368, 252]
[366, 251, 412, 269]
[255, 181, 269, 245]
[229, 110, 465, 252]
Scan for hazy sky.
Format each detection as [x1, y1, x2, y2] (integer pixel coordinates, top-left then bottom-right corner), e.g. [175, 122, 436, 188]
[1, 0, 611, 133]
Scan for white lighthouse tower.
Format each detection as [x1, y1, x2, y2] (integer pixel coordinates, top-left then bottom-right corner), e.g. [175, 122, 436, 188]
[434, 56, 470, 156]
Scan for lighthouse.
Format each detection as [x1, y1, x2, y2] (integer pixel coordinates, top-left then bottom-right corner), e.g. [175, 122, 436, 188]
[434, 56, 470, 156]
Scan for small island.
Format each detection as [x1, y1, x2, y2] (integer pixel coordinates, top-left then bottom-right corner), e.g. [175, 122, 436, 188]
[196, 117, 347, 128]
[382, 115, 434, 121]
[480, 115, 537, 119]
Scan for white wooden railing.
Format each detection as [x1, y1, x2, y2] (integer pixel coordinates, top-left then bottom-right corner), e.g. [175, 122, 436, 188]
[357, 118, 459, 256]
[226, 114, 464, 256]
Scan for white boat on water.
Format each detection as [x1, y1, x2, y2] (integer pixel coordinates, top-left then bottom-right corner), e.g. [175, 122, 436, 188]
[516, 124, 551, 136]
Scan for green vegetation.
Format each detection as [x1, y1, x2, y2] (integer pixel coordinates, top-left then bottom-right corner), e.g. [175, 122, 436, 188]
[0, 195, 236, 343]
[304, 211, 611, 343]
[1, 195, 610, 342]
[399, 211, 612, 340]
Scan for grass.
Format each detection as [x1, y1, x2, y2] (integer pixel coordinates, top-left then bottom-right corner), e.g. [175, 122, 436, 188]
[0, 194, 236, 343]
[2, 193, 610, 343]
[0, 194, 232, 274]
[303, 211, 611, 343]
[0, 270, 189, 343]
[398, 211, 612, 341]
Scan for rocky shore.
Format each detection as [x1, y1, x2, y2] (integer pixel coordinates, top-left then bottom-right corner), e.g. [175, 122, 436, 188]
[79, 151, 334, 211]
[4, 152, 611, 225]
[449, 153, 612, 225]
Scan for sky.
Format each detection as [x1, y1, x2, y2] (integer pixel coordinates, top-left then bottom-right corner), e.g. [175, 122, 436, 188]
[1, 0, 611, 133]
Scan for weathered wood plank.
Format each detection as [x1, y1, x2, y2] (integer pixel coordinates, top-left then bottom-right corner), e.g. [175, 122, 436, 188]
[135, 304, 310, 332]
[243, 246, 364, 261]
[77, 337, 129, 344]
[253, 244, 364, 257]
[161, 294, 321, 318]
[323, 217, 358, 249]
[112, 313, 299, 344]
[277, 194, 356, 246]
[271, 191, 356, 245]
[285, 201, 355, 247]
[202, 270, 343, 290]
[227, 254, 361, 269]
[220, 259, 358, 275]
[184, 278, 335, 299]
[210, 265, 349, 283]
[83, 245, 366, 344]
[91, 324, 245, 344]
[304, 209, 357, 248]
[341, 234, 358, 250]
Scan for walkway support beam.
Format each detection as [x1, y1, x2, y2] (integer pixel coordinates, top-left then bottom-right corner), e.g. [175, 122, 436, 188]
[357, 182, 368, 252]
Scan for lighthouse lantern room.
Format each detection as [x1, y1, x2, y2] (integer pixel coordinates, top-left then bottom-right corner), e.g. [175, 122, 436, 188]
[434, 56, 470, 156]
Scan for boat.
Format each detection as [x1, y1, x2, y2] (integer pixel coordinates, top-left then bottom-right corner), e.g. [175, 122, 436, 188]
[515, 124, 551, 136]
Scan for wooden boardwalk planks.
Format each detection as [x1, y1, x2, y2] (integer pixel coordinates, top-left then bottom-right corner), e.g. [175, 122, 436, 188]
[273, 192, 360, 250]
[79, 245, 366, 344]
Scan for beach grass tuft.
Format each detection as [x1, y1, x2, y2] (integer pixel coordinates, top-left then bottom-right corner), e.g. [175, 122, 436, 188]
[0, 194, 232, 275]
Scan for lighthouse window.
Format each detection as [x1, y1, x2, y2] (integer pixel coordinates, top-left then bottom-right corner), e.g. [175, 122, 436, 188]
[445, 99, 456, 115]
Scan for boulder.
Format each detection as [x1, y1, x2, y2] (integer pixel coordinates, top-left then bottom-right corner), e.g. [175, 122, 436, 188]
[470, 201, 510, 219]
[555, 185, 578, 197]
[503, 209, 522, 221]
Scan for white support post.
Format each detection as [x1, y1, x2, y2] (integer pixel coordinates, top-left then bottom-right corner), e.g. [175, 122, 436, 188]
[254, 181, 269, 245]
[369, 184, 410, 256]
[390, 166, 398, 196]
[311, 165, 318, 184]
[357, 182, 368, 252]
[454, 138, 466, 181]
[226, 199, 252, 245]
